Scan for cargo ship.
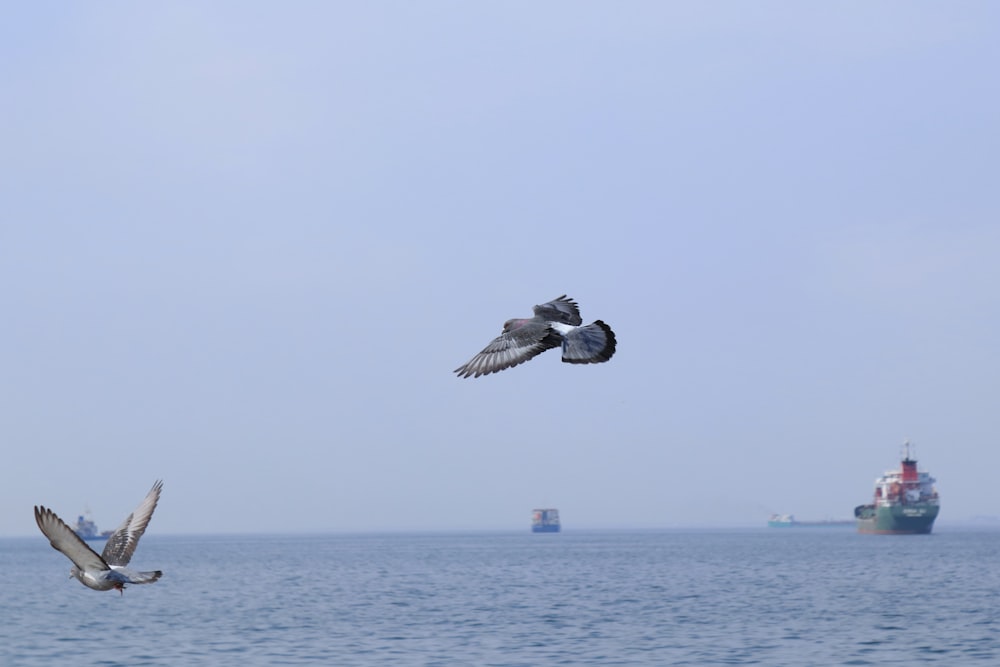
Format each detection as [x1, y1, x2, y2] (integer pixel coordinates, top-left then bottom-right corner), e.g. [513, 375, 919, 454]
[531, 508, 561, 533]
[73, 511, 113, 541]
[854, 441, 940, 534]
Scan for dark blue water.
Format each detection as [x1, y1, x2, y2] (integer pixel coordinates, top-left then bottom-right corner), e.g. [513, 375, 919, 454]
[3, 528, 998, 665]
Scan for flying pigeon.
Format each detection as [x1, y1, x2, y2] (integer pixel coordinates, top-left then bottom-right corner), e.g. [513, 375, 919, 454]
[34, 480, 163, 594]
[455, 295, 617, 378]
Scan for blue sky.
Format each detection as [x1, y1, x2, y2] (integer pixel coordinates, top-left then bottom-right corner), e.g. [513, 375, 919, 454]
[3, 2, 999, 535]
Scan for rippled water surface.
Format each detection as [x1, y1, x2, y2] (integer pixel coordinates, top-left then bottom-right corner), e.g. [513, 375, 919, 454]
[2, 528, 998, 665]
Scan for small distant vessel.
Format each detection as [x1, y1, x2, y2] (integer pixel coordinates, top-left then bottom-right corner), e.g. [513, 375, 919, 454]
[531, 508, 561, 533]
[768, 514, 853, 528]
[73, 511, 113, 541]
[854, 441, 940, 535]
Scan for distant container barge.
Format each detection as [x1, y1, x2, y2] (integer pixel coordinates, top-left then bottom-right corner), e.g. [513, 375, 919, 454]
[531, 508, 561, 533]
[767, 514, 853, 528]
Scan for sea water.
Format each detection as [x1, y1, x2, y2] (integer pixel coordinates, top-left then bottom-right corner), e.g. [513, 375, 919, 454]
[2, 527, 998, 666]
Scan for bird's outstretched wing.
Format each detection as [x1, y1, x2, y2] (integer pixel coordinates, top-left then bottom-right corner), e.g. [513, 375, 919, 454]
[101, 480, 162, 567]
[533, 295, 583, 326]
[454, 322, 561, 378]
[34, 506, 109, 573]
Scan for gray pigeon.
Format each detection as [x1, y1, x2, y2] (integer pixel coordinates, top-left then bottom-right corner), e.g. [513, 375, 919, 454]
[455, 295, 617, 378]
[34, 480, 163, 594]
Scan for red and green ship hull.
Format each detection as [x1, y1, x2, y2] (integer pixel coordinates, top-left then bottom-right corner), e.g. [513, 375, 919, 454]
[854, 502, 939, 534]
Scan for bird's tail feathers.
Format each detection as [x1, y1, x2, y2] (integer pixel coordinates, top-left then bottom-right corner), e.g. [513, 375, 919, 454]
[561, 320, 616, 364]
[112, 567, 163, 585]
[132, 570, 163, 584]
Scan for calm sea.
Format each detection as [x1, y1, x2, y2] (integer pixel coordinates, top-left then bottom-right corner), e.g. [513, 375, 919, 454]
[2, 527, 998, 666]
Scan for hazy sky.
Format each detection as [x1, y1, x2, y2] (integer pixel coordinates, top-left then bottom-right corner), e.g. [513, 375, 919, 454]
[3, 3, 999, 536]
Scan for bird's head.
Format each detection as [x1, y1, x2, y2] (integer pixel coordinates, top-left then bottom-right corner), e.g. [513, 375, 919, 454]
[502, 318, 525, 332]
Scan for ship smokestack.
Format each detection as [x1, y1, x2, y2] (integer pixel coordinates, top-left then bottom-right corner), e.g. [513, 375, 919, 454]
[901, 440, 918, 482]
